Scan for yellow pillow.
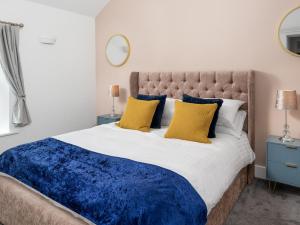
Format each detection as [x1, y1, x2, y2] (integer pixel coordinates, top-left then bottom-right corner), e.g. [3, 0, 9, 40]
[164, 101, 217, 143]
[116, 97, 159, 132]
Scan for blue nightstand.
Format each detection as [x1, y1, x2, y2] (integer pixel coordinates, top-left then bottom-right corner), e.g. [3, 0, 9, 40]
[97, 114, 122, 125]
[267, 135, 300, 188]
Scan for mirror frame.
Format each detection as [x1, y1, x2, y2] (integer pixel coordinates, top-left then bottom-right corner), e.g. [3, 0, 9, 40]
[278, 6, 300, 57]
[105, 34, 131, 67]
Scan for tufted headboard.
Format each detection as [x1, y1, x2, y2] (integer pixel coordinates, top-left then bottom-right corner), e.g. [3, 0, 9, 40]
[130, 71, 255, 149]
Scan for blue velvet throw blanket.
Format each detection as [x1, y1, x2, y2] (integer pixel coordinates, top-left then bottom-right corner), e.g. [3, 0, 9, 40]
[0, 138, 207, 225]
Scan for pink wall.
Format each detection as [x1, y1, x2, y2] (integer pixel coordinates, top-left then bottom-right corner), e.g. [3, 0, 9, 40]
[96, 0, 300, 166]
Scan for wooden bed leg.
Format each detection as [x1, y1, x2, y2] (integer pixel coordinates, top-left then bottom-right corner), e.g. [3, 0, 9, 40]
[247, 163, 255, 184]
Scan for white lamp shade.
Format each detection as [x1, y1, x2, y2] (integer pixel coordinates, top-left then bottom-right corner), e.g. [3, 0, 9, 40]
[275, 90, 298, 110]
[109, 85, 120, 97]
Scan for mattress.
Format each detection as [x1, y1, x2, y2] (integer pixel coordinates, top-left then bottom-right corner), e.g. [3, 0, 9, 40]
[54, 123, 255, 213]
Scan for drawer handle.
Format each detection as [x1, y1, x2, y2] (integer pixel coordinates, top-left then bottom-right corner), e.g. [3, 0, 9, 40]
[285, 163, 298, 168]
[285, 145, 297, 150]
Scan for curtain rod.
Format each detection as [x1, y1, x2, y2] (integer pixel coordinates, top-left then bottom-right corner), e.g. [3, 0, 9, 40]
[0, 20, 24, 28]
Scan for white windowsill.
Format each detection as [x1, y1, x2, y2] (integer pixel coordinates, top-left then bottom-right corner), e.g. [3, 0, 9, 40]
[0, 131, 19, 137]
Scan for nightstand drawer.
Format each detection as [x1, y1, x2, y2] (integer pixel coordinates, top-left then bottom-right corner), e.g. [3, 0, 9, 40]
[267, 161, 300, 187]
[98, 117, 118, 125]
[97, 114, 122, 125]
[267, 143, 300, 164]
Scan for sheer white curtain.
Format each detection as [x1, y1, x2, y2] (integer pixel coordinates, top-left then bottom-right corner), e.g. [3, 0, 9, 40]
[0, 67, 9, 133]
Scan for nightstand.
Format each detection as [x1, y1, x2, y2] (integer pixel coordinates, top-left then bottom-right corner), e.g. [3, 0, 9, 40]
[97, 114, 122, 125]
[266, 135, 300, 188]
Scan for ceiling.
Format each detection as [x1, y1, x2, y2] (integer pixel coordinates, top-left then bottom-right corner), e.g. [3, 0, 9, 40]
[24, 0, 110, 17]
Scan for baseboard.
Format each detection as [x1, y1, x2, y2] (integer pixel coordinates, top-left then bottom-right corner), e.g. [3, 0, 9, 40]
[255, 164, 266, 179]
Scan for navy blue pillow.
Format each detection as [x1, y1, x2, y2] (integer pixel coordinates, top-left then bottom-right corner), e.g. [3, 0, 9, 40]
[137, 94, 167, 129]
[182, 94, 223, 138]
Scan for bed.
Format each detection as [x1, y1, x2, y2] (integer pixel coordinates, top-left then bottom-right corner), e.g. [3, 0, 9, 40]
[0, 70, 255, 225]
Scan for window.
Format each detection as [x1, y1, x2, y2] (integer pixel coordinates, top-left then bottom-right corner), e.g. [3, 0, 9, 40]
[0, 66, 10, 134]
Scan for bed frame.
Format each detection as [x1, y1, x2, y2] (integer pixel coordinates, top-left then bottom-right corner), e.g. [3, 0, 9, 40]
[130, 71, 255, 225]
[0, 71, 255, 225]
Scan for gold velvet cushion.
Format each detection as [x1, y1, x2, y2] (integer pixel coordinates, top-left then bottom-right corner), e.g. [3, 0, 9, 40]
[116, 97, 159, 132]
[164, 101, 218, 143]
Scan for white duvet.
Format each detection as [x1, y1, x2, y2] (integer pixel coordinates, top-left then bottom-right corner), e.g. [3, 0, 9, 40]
[55, 123, 255, 213]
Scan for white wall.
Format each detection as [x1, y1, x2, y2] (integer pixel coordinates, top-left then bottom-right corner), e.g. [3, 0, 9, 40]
[0, 0, 96, 152]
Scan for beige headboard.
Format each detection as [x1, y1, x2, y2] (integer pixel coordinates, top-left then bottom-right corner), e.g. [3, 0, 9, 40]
[130, 71, 255, 149]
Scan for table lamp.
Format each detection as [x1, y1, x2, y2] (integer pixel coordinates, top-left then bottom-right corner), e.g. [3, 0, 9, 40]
[110, 84, 120, 117]
[275, 90, 298, 143]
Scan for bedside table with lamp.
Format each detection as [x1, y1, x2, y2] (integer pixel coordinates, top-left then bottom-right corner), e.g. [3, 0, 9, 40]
[267, 90, 300, 189]
[97, 84, 122, 125]
[97, 114, 122, 125]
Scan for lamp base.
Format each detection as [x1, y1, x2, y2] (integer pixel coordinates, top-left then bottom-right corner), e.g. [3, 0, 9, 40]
[279, 121, 295, 143]
[279, 135, 295, 143]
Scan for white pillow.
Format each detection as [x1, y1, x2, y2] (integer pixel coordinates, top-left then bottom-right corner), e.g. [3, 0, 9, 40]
[161, 98, 179, 126]
[217, 99, 245, 128]
[216, 111, 247, 138]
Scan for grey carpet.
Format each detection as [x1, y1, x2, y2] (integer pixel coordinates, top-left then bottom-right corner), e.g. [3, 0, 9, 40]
[225, 179, 300, 225]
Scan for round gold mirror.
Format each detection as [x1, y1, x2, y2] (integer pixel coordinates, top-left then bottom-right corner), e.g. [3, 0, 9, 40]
[278, 6, 300, 57]
[106, 34, 130, 67]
